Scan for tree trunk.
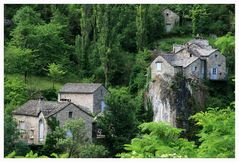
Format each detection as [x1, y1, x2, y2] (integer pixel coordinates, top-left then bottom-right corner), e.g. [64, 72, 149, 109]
[24, 71, 27, 84]
[52, 80, 55, 89]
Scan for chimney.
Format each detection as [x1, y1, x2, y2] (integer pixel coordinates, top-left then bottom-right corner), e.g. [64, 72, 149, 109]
[38, 96, 44, 112]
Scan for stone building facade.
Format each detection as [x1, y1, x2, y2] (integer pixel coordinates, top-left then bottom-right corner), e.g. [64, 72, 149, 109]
[13, 83, 108, 145]
[151, 39, 227, 81]
[163, 9, 180, 33]
[58, 83, 108, 114]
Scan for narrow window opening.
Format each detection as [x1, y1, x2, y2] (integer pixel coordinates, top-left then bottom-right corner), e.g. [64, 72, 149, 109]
[212, 68, 217, 75]
[68, 111, 73, 118]
[156, 62, 162, 71]
[39, 119, 44, 141]
[101, 101, 106, 112]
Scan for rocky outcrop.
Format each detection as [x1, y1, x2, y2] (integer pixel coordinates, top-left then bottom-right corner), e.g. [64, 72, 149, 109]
[147, 73, 206, 130]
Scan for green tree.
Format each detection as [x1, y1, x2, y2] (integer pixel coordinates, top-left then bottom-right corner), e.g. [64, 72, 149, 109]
[5, 45, 33, 83]
[42, 117, 65, 156]
[97, 87, 138, 157]
[190, 5, 209, 36]
[129, 49, 151, 93]
[4, 77, 28, 106]
[10, 6, 71, 75]
[57, 119, 89, 158]
[56, 118, 108, 158]
[214, 32, 235, 74]
[136, 4, 147, 51]
[191, 103, 235, 158]
[47, 63, 66, 89]
[117, 122, 196, 158]
[14, 140, 30, 156]
[4, 112, 19, 156]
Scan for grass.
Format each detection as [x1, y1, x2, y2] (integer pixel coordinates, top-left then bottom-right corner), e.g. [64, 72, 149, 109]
[5, 73, 63, 91]
[153, 36, 193, 52]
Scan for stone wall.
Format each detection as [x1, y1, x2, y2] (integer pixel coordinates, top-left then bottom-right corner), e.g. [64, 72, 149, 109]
[150, 55, 174, 81]
[206, 51, 227, 80]
[13, 112, 48, 145]
[184, 58, 202, 79]
[163, 9, 179, 33]
[58, 93, 94, 112]
[93, 86, 108, 114]
[52, 104, 93, 139]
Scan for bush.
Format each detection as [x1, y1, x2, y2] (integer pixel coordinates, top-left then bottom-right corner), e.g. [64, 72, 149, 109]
[14, 141, 30, 156]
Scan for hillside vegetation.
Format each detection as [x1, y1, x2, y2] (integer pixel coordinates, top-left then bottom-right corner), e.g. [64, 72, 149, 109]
[4, 4, 235, 158]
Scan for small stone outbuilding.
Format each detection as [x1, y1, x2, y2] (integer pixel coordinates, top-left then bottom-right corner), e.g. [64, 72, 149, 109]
[163, 9, 180, 33]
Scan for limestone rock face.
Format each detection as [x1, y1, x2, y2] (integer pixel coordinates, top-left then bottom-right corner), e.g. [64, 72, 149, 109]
[148, 75, 176, 126]
[147, 74, 205, 129]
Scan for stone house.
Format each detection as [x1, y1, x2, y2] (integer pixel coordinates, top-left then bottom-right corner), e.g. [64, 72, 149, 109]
[151, 39, 227, 81]
[12, 83, 108, 145]
[149, 39, 227, 126]
[163, 9, 180, 33]
[58, 83, 108, 114]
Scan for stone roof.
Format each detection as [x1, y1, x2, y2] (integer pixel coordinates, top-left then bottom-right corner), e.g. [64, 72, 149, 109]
[59, 83, 103, 94]
[161, 53, 198, 68]
[12, 100, 93, 117]
[151, 39, 219, 68]
[186, 39, 217, 57]
[12, 100, 69, 117]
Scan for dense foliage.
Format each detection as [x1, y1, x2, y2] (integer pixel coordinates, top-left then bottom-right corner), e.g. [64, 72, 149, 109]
[118, 102, 235, 158]
[117, 122, 196, 158]
[191, 103, 235, 158]
[4, 4, 235, 158]
[96, 87, 138, 157]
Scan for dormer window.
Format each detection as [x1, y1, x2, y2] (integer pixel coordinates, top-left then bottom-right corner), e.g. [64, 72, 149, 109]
[156, 62, 162, 71]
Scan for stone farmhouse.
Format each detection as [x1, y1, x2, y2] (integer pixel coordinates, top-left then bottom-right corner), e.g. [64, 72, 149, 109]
[150, 39, 227, 81]
[163, 9, 180, 33]
[12, 83, 108, 145]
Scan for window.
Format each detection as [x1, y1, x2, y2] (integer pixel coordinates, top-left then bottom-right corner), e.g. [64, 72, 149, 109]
[212, 68, 217, 75]
[19, 121, 25, 130]
[192, 66, 197, 72]
[218, 64, 221, 67]
[101, 89, 103, 96]
[215, 54, 218, 58]
[101, 100, 106, 112]
[68, 111, 73, 118]
[39, 119, 44, 141]
[29, 130, 34, 139]
[156, 62, 162, 71]
[166, 13, 169, 16]
[190, 54, 192, 57]
[66, 130, 72, 137]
